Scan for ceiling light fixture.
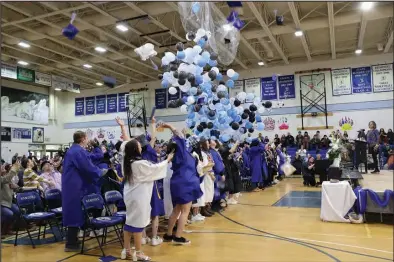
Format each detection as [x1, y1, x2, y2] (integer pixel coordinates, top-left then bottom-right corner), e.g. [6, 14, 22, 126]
[54, 88, 62, 91]
[17, 61, 29, 66]
[258, 61, 264, 66]
[96, 82, 103, 86]
[355, 49, 362, 54]
[360, 2, 374, 11]
[116, 24, 129, 32]
[95, 46, 107, 53]
[18, 41, 30, 48]
[294, 30, 303, 37]
[83, 64, 92, 69]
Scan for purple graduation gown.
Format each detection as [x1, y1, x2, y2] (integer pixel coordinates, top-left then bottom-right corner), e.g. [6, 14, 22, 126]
[170, 136, 203, 205]
[276, 148, 286, 176]
[210, 148, 226, 201]
[249, 143, 265, 183]
[142, 144, 164, 217]
[62, 144, 102, 227]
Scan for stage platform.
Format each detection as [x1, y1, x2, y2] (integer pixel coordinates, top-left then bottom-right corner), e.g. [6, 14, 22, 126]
[361, 170, 393, 191]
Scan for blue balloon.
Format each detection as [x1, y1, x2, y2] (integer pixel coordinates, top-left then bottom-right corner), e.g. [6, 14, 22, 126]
[192, 2, 200, 14]
[235, 115, 241, 122]
[245, 121, 253, 129]
[220, 98, 230, 105]
[257, 122, 265, 131]
[202, 51, 210, 59]
[190, 87, 198, 95]
[231, 72, 239, 81]
[221, 134, 231, 143]
[216, 73, 223, 81]
[188, 112, 195, 119]
[198, 58, 206, 67]
[196, 75, 203, 85]
[226, 79, 234, 88]
[208, 60, 217, 67]
[195, 66, 204, 75]
[177, 51, 186, 60]
[161, 79, 169, 88]
[198, 38, 206, 48]
[256, 115, 262, 122]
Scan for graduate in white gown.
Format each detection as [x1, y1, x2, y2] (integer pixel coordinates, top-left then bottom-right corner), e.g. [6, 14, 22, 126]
[121, 139, 174, 261]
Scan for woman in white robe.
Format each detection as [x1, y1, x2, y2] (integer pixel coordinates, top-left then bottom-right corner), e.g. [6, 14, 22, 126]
[121, 139, 174, 261]
[163, 162, 173, 219]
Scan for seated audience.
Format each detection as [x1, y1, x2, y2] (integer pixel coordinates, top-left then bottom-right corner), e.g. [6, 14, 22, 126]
[22, 158, 54, 191]
[40, 161, 62, 192]
[286, 132, 295, 147]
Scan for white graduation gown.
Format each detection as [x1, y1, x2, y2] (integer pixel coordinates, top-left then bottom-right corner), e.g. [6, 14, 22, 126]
[124, 160, 168, 228]
[164, 163, 173, 219]
[202, 151, 214, 203]
[192, 152, 207, 208]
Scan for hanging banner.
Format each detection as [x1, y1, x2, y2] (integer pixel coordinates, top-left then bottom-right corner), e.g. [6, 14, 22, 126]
[244, 78, 260, 103]
[168, 87, 180, 102]
[75, 97, 85, 116]
[17, 67, 35, 82]
[372, 64, 393, 93]
[52, 75, 73, 91]
[118, 93, 128, 112]
[12, 128, 32, 142]
[332, 68, 352, 96]
[85, 96, 95, 115]
[155, 89, 167, 109]
[229, 80, 244, 99]
[278, 75, 296, 99]
[1, 127, 11, 142]
[1, 64, 17, 79]
[35, 71, 52, 86]
[96, 95, 106, 114]
[351, 66, 372, 93]
[261, 77, 278, 101]
[106, 94, 118, 113]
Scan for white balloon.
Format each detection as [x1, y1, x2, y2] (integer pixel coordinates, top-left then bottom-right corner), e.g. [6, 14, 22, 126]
[211, 67, 219, 74]
[169, 86, 178, 95]
[205, 31, 212, 39]
[226, 69, 235, 78]
[258, 107, 265, 114]
[187, 96, 195, 105]
[203, 72, 211, 83]
[162, 57, 170, 66]
[134, 43, 157, 61]
[165, 52, 176, 62]
[229, 97, 235, 104]
[237, 92, 247, 101]
[193, 45, 202, 54]
[180, 104, 188, 113]
[195, 28, 206, 42]
[253, 97, 261, 104]
[217, 85, 227, 92]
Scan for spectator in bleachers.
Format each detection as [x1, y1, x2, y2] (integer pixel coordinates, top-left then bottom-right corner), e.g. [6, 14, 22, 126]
[40, 161, 62, 192]
[273, 134, 280, 147]
[263, 136, 269, 144]
[310, 135, 321, 151]
[303, 132, 310, 150]
[296, 131, 303, 149]
[387, 129, 394, 145]
[321, 135, 331, 149]
[379, 128, 387, 144]
[286, 132, 295, 147]
[280, 134, 287, 148]
[367, 121, 380, 174]
[315, 131, 321, 140]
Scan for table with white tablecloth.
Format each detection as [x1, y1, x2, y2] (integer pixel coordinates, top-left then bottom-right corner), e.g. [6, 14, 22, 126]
[320, 181, 357, 223]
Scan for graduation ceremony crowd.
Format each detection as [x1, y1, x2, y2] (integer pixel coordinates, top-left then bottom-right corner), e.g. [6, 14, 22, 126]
[1, 117, 394, 261]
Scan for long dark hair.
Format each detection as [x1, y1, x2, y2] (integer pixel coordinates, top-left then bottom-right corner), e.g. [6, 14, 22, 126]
[191, 143, 203, 162]
[123, 140, 142, 183]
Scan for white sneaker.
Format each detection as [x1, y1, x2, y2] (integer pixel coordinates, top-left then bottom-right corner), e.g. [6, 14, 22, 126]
[90, 229, 103, 237]
[196, 213, 206, 219]
[274, 179, 279, 184]
[151, 236, 163, 246]
[78, 230, 85, 238]
[191, 214, 205, 222]
[141, 237, 151, 245]
[227, 198, 238, 205]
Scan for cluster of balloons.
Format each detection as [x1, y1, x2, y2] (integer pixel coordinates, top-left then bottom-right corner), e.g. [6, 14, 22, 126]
[158, 28, 275, 143]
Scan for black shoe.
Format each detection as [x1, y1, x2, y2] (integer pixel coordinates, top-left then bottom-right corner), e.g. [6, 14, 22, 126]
[371, 170, 380, 174]
[163, 233, 173, 242]
[172, 236, 191, 245]
[64, 244, 81, 252]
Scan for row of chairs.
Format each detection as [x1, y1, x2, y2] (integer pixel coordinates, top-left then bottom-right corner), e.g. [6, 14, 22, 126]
[13, 189, 127, 256]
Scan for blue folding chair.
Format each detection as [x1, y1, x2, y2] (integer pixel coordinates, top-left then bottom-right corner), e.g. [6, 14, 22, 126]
[15, 191, 60, 248]
[81, 193, 124, 256]
[44, 189, 64, 235]
[104, 190, 126, 220]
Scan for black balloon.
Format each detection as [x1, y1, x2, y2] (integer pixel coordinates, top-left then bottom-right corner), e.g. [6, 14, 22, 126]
[248, 128, 254, 133]
[231, 122, 239, 130]
[249, 104, 257, 112]
[263, 101, 272, 108]
[207, 122, 213, 129]
[186, 31, 196, 41]
[196, 88, 202, 96]
[217, 91, 226, 99]
[178, 78, 186, 85]
[176, 98, 184, 107]
[241, 113, 248, 119]
[179, 71, 187, 80]
[194, 104, 201, 112]
[197, 125, 204, 132]
[173, 71, 179, 79]
[219, 80, 225, 85]
[158, 74, 163, 80]
[187, 74, 195, 83]
[249, 112, 255, 118]
[170, 64, 178, 71]
[212, 99, 220, 105]
[234, 99, 241, 107]
[240, 127, 246, 134]
[168, 100, 177, 108]
[202, 35, 208, 41]
[162, 65, 170, 72]
[176, 42, 184, 51]
[211, 86, 217, 93]
[249, 117, 255, 123]
[200, 122, 208, 129]
[210, 52, 218, 60]
[208, 110, 216, 118]
[243, 109, 251, 115]
[208, 70, 217, 80]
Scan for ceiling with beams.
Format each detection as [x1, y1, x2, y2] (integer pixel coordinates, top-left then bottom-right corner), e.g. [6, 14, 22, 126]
[1, 1, 393, 90]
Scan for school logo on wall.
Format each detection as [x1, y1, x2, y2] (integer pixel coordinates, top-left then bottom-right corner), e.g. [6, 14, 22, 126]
[86, 128, 94, 139]
[278, 117, 289, 130]
[106, 130, 115, 140]
[339, 117, 354, 131]
[263, 117, 275, 131]
[97, 128, 105, 140]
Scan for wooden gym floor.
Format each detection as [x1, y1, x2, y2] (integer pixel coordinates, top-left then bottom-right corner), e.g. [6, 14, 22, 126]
[2, 178, 393, 262]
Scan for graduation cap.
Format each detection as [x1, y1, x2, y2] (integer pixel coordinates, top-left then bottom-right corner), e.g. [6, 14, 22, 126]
[62, 13, 79, 40]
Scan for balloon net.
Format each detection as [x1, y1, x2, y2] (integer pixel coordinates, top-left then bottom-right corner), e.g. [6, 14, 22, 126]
[177, 2, 240, 66]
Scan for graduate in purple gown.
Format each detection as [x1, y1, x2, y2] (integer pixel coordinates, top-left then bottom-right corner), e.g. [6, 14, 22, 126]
[249, 139, 266, 192]
[161, 123, 203, 245]
[209, 139, 226, 204]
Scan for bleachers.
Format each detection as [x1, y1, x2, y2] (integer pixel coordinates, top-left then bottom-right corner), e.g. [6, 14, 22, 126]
[286, 146, 329, 161]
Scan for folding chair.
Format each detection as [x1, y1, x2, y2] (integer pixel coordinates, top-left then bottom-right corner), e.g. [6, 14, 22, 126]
[14, 191, 59, 248]
[81, 193, 124, 256]
[44, 189, 64, 236]
[104, 190, 126, 220]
